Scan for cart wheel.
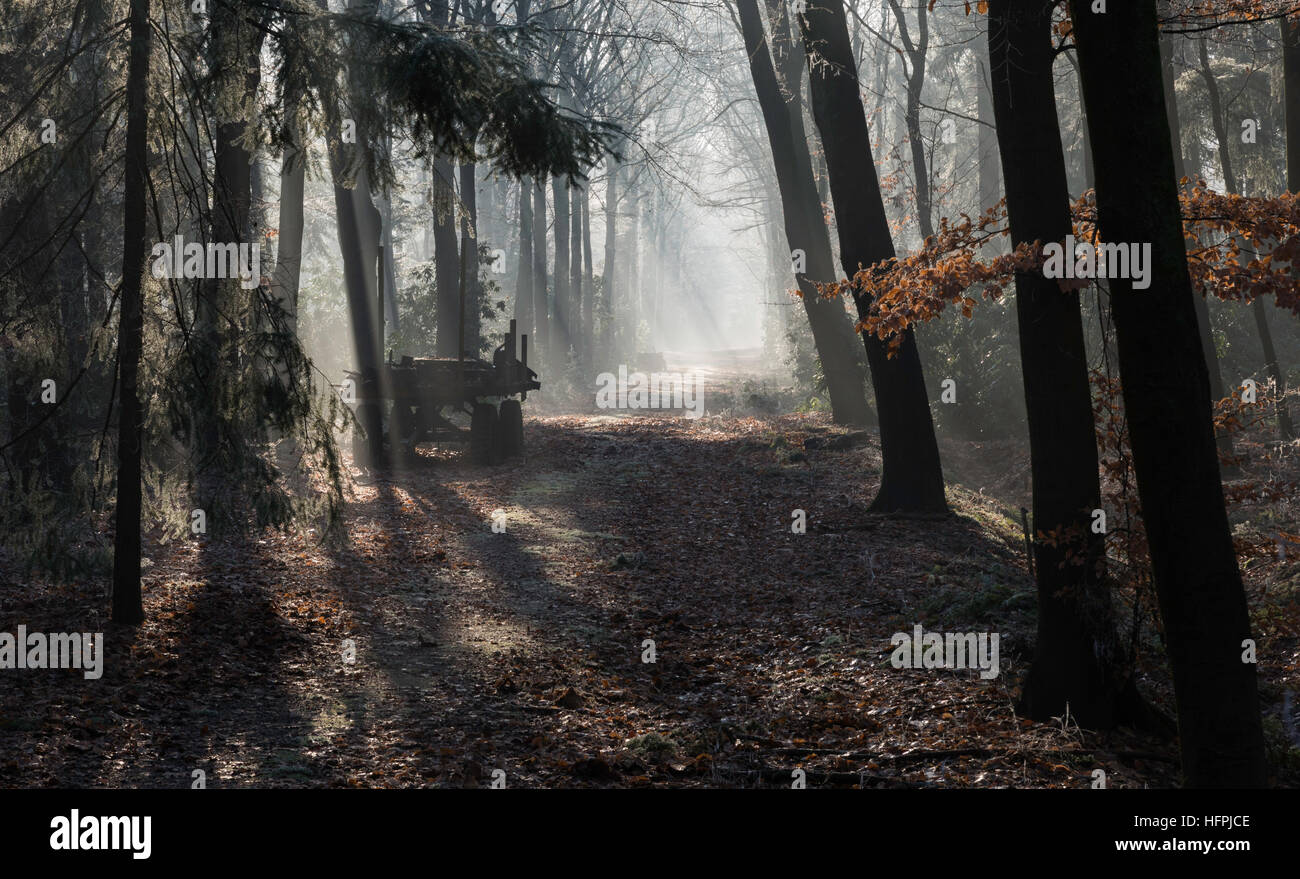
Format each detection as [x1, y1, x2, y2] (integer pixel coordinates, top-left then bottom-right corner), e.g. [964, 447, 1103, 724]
[355, 402, 383, 468]
[498, 399, 524, 457]
[470, 403, 499, 465]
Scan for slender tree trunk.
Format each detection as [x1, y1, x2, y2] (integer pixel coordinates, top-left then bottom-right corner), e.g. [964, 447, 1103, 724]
[516, 176, 535, 341]
[571, 183, 583, 350]
[886, 0, 933, 243]
[433, 156, 460, 356]
[112, 0, 151, 625]
[798, 0, 947, 513]
[1070, 0, 1265, 787]
[602, 160, 617, 366]
[274, 118, 305, 383]
[989, 0, 1150, 728]
[625, 187, 640, 351]
[975, 53, 1000, 225]
[531, 181, 549, 366]
[380, 191, 400, 335]
[737, 0, 871, 426]
[1197, 38, 1293, 440]
[1287, 14, 1300, 190]
[460, 161, 480, 356]
[581, 182, 594, 365]
[330, 159, 384, 382]
[1162, 31, 1227, 398]
[1162, 29, 1235, 471]
[552, 175, 571, 359]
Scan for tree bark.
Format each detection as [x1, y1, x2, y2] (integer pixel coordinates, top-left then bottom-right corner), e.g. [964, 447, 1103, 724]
[886, 0, 933, 242]
[552, 175, 571, 358]
[274, 118, 305, 382]
[1287, 14, 1300, 191]
[516, 175, 535, 341]
[571, 181, 584, 360]
[582, 185, 595, 364]
[798, 0, 947, 513]
[1197, 37, 1292, 440]
[460, 160, 481, 356]
[989, 0, 1146, 728]
[602, 160, 617, 365]
[1161, 32, 1226, 396]
[112, 0, 151, 625]
[737, 0, 871, 426]
[433, 155, 460, 357]
[1069, 0, 1265, 787]
[329, 159, 384, 384]
[532, 181, 549, 364]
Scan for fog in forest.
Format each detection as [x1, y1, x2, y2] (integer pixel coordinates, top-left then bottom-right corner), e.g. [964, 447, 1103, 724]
[3, 0, 1300, 799]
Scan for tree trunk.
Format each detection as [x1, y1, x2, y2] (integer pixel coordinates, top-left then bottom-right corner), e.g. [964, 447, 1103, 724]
[460, 161, 480, 357]
[571, 181, 584, 361]
[516, 176, 535, 341]
[602, 160, 617, 366]
[988, 0, 1147, 728]
[274, 120, 305, 382]
[197, 2, 263, 491]
[532, 181, 548, 365]
[1069, 0, 1265, 787]
[737, 0, 871, 426]
[1197, 37, 1293, 440]
[380, 191, 400, 335]
[975, 54, 1000, 225]
[798, 0, 948, 513]
[625, 187, 640, 352]
[552, 175, 571, 359]
[112, 0, 151, 625]
[886, 0, 933, 243]
[581, 182, 594, 366]
[433, 156, 460, 357]
[1287, 14, 1300, 191]
[330, 159, 384, 384]
[1161, 30, 1227, 400]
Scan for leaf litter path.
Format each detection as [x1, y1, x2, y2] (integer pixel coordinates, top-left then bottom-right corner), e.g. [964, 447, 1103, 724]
[0, 414, 1178, 788]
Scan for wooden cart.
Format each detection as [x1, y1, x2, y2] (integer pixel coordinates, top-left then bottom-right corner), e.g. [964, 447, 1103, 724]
[346, 320, 539, 466]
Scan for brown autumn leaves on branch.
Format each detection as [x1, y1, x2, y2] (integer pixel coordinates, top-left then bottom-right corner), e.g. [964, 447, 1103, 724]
[809, 184, 1300, 354]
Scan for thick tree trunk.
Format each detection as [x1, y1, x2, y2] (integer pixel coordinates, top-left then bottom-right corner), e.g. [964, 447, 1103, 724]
[989, 0, 1147, 728]
[798, 0, 947, 513]
[112, 0, 151, 625]
[737, 0, 871, 426]
[1070, 0, 1265, 787]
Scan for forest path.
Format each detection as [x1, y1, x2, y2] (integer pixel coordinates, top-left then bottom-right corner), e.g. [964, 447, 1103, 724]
[0, 413, 1179, 788]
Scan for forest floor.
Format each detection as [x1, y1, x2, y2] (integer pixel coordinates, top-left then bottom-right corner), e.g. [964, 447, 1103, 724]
[3, 405, 1299, 787]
